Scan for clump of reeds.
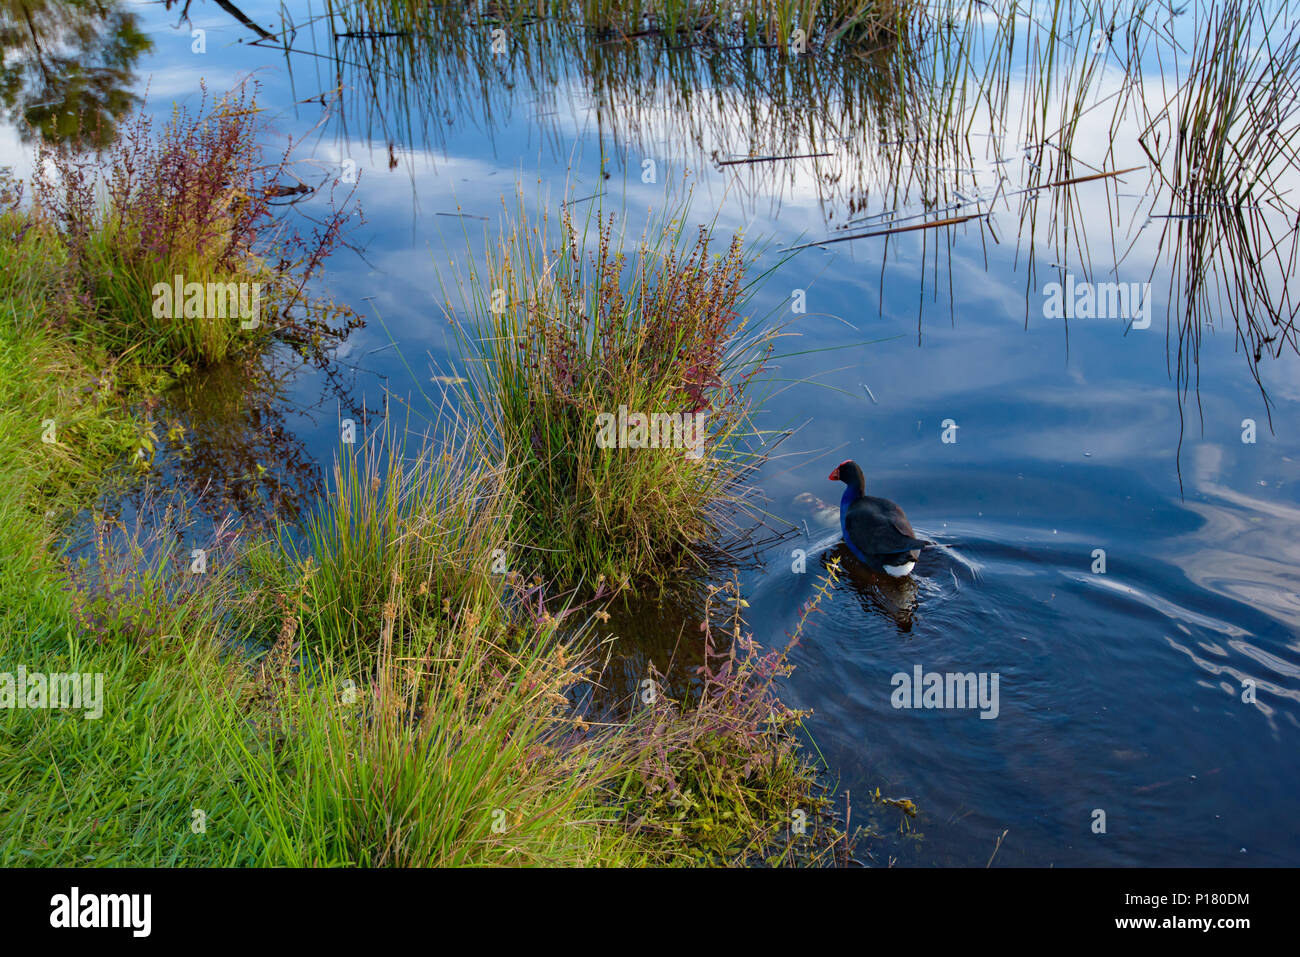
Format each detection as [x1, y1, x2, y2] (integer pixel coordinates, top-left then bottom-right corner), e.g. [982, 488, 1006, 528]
[236, 374, 842, 863]
[446, 195, 779, 586]
[30, 82, 362, 368]
[1133, 0, 1300, 415]
[263, 406, 511, 653]
[238, 507, 845, 864]
[225, 411, 655, 864]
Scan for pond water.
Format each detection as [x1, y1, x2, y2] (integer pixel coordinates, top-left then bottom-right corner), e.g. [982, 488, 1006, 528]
[6, 0, 1298, 866]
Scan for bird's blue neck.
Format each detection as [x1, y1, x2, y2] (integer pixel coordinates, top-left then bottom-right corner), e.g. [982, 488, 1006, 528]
[838, 483, 870, 563]
[839, 483, 864, 509]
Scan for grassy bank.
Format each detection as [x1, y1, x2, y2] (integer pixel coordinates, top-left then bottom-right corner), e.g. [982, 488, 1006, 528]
[0, 98, 841, 866]
[0, 390, 836, 864]
[0, 228, 257, 863]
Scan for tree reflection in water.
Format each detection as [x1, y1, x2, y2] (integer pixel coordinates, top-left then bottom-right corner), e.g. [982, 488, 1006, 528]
[0, 0, 152, 146]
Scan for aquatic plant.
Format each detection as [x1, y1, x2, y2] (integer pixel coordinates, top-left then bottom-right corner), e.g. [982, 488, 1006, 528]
[1131, 0, 1300, 423]
[609, 568, 849, 864]
[445, 193, 782, 585]
[30, 82, 363, 369]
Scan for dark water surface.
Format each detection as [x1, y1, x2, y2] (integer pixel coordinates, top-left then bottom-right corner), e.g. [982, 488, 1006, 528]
[7, 0, 1298, 866]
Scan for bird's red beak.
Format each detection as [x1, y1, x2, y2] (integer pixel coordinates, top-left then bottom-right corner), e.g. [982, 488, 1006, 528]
[827, 467, 840, 482]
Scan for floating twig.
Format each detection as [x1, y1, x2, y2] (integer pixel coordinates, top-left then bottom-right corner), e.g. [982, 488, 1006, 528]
[717, 152, 833, 167]
[1004, 165, 1145, 201]
[334, 30, 410, 38]
[786, 214, 982, 251]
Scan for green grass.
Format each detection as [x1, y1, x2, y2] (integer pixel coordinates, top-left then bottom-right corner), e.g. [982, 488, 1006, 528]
[0, 628, 263, 866]
[0, 212, 158, 488]
[199, 605, 651, 866]
[264, 409, 510, 654]
[0, 314, 628, 867]
[0, 248, 258, 864]
[0, 320, 633, 865]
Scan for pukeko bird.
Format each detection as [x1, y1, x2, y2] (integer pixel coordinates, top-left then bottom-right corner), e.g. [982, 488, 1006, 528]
[828, 460, 930, 577]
